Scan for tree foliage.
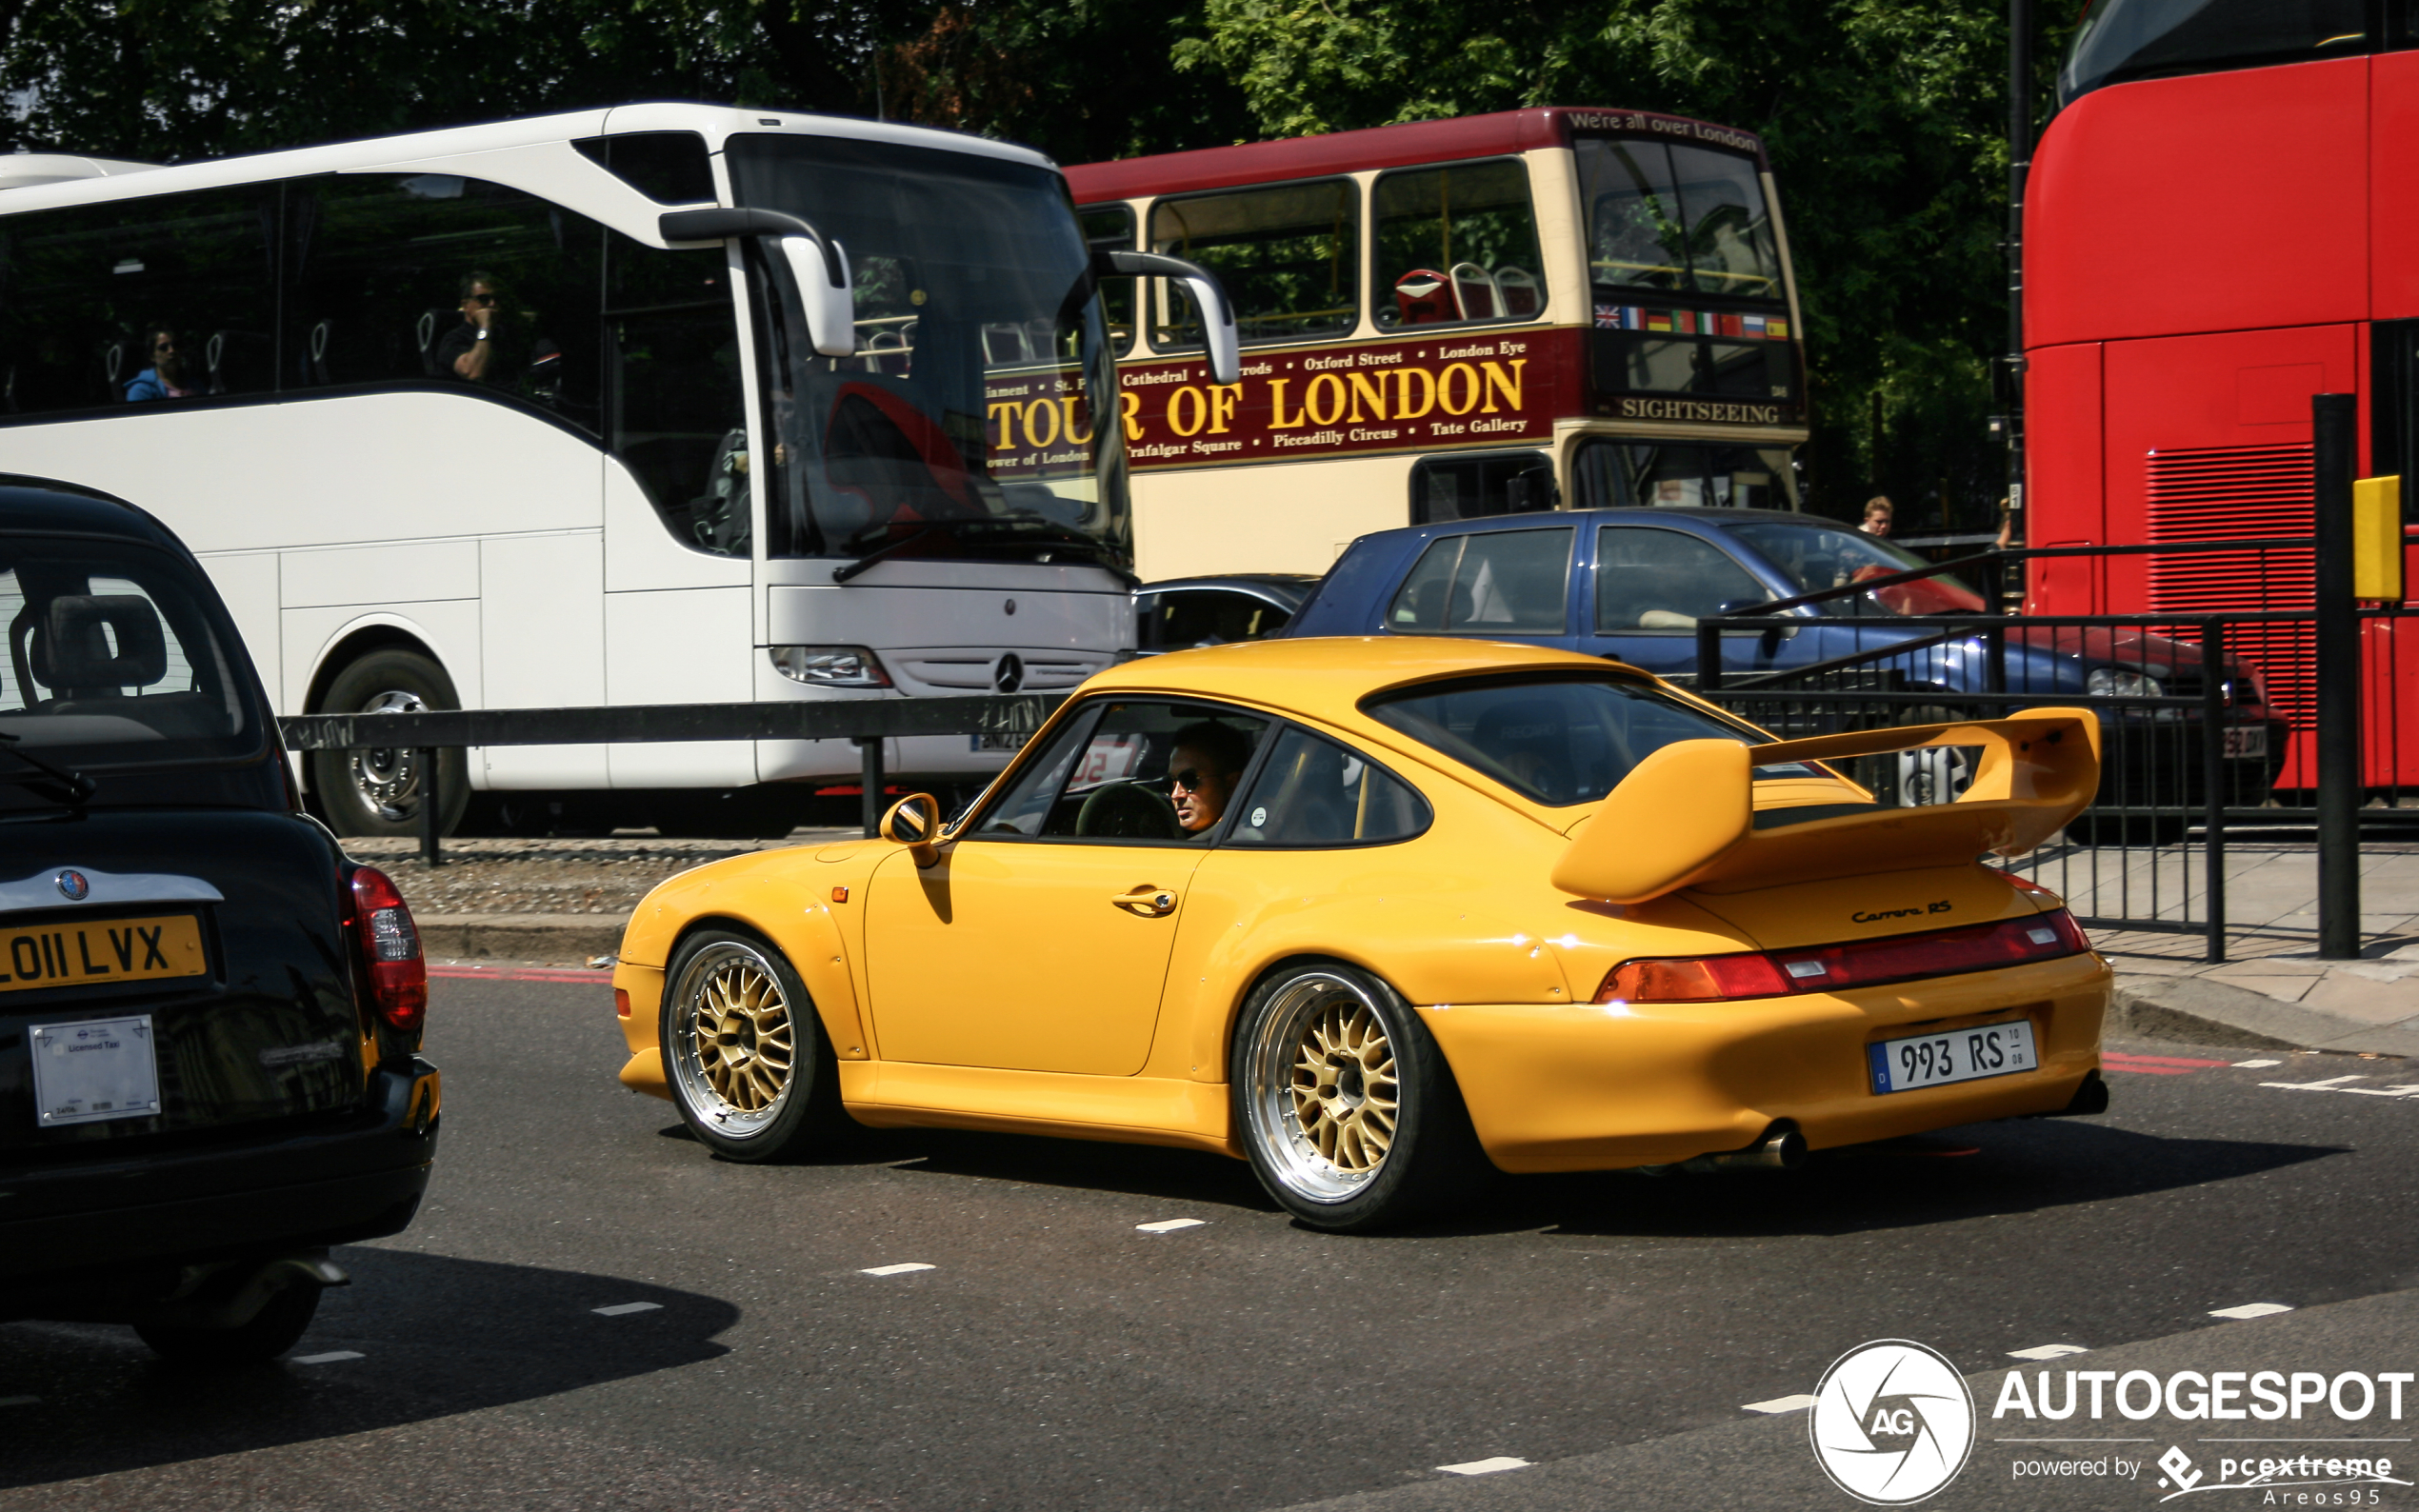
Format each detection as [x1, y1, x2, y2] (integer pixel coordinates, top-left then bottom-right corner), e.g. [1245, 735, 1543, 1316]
[0, 0, 2066, 519]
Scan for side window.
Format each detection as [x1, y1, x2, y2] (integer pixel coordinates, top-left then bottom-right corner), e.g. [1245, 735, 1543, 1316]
[0, 188, 276, 414]
[1594, 527, 1768, 631]
[970, 699, 1269, 843]
[1409, 449, 1557, 524]
[609, 237, 748, 557]
[1372, 160, 1545, 329]
[1150, 181, 1357, 348]
[1385, 527, 1573, 635]
[1229, 727, 1430, 847]
[1080, 205, 1136, 356]
[1141, 588, 1291, 651]
[286, 174, 601, 422]
[572, 132, 715, 206]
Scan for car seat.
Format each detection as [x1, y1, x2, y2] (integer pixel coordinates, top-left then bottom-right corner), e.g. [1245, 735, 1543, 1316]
[28, 595, 167, 704]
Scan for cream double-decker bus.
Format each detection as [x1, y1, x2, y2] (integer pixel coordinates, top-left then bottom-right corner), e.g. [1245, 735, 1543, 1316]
[1060, 108, 1810, 579]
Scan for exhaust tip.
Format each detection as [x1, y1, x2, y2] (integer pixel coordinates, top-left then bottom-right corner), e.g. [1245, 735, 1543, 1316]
[1681, 1120, 1807, 1174]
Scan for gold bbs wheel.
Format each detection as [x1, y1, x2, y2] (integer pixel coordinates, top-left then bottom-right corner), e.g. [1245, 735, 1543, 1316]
[1244, 968, 1403, 1203]
[667, 937, 800, 1141]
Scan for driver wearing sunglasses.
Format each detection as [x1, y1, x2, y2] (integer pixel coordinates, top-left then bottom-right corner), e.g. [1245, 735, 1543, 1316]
[1167, 721, 1251, 836]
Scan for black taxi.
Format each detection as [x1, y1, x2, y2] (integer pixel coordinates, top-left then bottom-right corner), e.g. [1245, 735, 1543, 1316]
[0, 476, 438, 1364]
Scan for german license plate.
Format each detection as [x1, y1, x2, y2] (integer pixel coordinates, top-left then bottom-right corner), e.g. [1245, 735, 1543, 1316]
[970, 731, 1030, 753]
[0, 913, 207, 995]
[30, 1014, 161, 1126]
[1869, 1019, 2037, 1094]
[2222, 725, 2269, 759]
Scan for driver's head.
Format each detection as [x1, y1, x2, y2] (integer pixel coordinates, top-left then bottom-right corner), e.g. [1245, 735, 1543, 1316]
[1168, 720, 1251, 833]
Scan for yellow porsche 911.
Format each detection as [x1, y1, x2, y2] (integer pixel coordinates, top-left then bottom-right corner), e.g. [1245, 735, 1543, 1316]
[610, 640, 2111, 1231]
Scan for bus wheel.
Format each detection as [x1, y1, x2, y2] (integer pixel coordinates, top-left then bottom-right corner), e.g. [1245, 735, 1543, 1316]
[310, 648, 471, 839]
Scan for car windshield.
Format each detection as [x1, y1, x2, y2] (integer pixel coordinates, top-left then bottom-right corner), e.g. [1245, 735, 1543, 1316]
[0, 535, 261, 769]
[1364, 673, 1799, 806]
[728, 134, 1130, 571]
[1722, 519, 1985, 616]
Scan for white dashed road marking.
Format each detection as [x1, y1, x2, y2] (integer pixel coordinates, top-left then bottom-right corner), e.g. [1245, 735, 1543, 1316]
[592, 1302, 662, 1317]
[2009, 1343, 2091, 1360]
[1743, 1394, 1819, 1414]
[2234, 1059, 2284, 1068]
[1136, 1219, 1207, 1233]
[2210, 1303, 2295, 1320]
[1437, 1458, 1530, 1476]
[290, 1350, 364, 1364]
[2263, 1076, 2368, 1092]
[863, 1263, 936, 1277]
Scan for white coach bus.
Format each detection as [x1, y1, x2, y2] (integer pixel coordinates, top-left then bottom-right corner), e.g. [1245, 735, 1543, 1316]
[0, 105, 1234, 836]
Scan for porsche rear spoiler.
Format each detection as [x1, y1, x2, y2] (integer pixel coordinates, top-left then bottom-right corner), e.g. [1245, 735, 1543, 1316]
[1550, 708, 2100, 904]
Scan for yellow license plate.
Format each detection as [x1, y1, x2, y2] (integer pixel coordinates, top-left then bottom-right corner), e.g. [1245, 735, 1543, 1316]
[0, 913, 207, 993]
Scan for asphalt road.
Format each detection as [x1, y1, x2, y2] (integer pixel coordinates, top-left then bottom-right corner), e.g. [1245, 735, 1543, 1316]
[4, 976, 2417, 1511]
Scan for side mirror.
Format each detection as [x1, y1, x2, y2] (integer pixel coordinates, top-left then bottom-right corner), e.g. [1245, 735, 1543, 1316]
[880, 792, 942, 868]
[1091, 249, 1240, 386]
[778, 233, 858, 359]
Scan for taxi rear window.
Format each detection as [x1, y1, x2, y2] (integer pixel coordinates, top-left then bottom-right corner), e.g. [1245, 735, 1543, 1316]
[1364, 672, 1793, 806]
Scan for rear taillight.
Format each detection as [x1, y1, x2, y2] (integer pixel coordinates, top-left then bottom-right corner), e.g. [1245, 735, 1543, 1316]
[350, 866, 427, 1035]
[1595, 911, 2090, 1005]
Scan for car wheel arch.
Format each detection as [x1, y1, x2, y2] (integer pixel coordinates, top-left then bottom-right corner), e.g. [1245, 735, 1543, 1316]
[658, 909, 872, 1064]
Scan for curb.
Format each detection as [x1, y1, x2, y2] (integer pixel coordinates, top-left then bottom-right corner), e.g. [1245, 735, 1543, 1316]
[2110, 972, 2419, 1057]
[417, 913, 625, 965]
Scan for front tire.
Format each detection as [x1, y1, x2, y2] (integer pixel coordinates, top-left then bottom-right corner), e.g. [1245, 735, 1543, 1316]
[661, 929, 843, 1162]
[309, 647, 471, 839]
[1231, 962, 1491, 1232]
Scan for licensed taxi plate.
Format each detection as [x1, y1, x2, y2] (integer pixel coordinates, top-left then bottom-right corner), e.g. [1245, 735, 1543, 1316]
[1869, 1018, 2037, 1094]
[30, 1013, 161, 1125]
[0, 912, 207, 994]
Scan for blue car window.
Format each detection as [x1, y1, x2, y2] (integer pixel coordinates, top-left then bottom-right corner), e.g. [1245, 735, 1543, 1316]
[1594, 527, 1769, 630]
[1385, 527, 1571, 634]
[1227, 727, 1430, 847]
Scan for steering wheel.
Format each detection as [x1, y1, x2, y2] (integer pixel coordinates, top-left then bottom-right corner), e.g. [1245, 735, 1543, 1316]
[1075, 782, 1183, 840]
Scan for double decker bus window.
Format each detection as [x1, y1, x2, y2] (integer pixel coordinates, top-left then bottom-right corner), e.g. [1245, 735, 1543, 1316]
[728, 133, 1127, 571]
[607, 237, 747, 557]
[1578, 142, 1780, 300]
[0, 187, 276, 415]
[1080, 205, 1137, 355]
[1148, 180, 1358, 348]
[1371, 159, 1546, 329]
[2060, 0, 2368, 106]
[1409, 450, 1557, 524]
[288, 174, 603, 423]
[1571, 438, 1797, 510]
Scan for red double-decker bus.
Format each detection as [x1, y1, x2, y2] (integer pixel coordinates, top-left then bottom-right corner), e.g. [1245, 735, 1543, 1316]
[2024, 0, 2419, 789]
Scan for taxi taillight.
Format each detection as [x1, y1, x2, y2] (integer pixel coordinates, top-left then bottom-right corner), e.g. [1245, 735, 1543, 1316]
[349, 866, 427, 1035]
[1595, 912, 2090, 1005]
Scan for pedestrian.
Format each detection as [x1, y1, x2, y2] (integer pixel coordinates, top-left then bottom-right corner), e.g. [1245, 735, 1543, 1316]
[1861, 496, 1893, 538]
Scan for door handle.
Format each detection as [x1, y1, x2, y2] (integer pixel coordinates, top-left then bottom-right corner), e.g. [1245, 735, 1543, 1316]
[1111, 885, 1178, 917]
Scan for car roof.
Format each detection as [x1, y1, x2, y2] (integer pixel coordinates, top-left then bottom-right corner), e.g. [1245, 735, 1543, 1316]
[1136, 573, 1321, 600]
[1084, 634, 1655, 711]
[1365, 507, 1825, 545]
[0, 475, 170, 544]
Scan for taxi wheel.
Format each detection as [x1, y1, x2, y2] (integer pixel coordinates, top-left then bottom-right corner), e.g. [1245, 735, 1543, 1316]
[134, 1283, 320, 1366]
[1232, 962, 1490, 1232]
[661, 929, 843, 1163]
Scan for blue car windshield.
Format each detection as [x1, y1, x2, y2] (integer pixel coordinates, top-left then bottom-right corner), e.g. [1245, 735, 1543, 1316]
[1723, 520, 1984, 616]
[1365, 673, 1803, 806]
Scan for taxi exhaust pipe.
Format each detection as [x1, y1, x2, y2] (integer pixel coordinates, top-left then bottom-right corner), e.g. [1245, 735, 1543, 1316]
[1681, 1122, 1808, 1175]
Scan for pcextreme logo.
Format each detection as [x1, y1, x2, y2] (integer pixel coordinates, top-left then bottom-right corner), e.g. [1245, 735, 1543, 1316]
[1811, 1340, 1978, 1504]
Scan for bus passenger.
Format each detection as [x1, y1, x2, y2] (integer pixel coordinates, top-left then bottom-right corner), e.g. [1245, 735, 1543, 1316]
[436, 271, 502, 384]
[1169, 721, 1251, 836]
[123, 328, 195, 402]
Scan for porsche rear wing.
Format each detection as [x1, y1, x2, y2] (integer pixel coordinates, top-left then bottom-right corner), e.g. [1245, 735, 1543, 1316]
[1550, 708, 2100, 904]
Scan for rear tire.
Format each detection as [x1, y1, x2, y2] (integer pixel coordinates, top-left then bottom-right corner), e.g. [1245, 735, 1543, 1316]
[661, 928, 846, 1162]
[134, 1283, 321, 1367]
[1230, 961, 1492, 1232]
[309, 647, 471, 839]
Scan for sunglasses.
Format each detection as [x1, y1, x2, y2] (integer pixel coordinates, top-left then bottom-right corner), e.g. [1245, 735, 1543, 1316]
[467, 292, 498, 306]
[1170, 767, 1208, 792]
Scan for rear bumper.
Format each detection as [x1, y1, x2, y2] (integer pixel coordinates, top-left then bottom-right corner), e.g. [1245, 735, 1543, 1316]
[1422, 954, 2109, 1173]
[0, 1058, 440, 1298]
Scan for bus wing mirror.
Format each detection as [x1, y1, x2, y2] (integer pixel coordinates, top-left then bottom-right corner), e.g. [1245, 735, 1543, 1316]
[1092, 249, 1239, 386]
[658, 208, 855, 360]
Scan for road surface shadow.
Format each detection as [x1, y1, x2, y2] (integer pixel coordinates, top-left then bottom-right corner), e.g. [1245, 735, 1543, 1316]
[0, 1247, 735, 1488]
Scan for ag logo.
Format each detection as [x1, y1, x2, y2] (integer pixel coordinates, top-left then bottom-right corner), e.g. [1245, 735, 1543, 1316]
[1809, 1339, 1975, 1504]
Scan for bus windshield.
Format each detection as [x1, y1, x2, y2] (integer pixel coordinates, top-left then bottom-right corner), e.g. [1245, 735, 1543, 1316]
[1575, 139, 1783, 300]
[729, 134, 1129, 571]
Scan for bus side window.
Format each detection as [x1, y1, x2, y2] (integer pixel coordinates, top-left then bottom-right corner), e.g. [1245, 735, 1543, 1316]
[607, 237, 749, 558]
[1147, 180, 1358, 348]
[285, 173, 602, 422]
[1080, 205, 1136, 356]
[1409, 449, 1556, 524]
[1371, 160, 1545, 330]
[0, 187, 276, 414]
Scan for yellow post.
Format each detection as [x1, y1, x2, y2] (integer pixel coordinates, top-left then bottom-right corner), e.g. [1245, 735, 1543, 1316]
[2353, 475, 2406, 604]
